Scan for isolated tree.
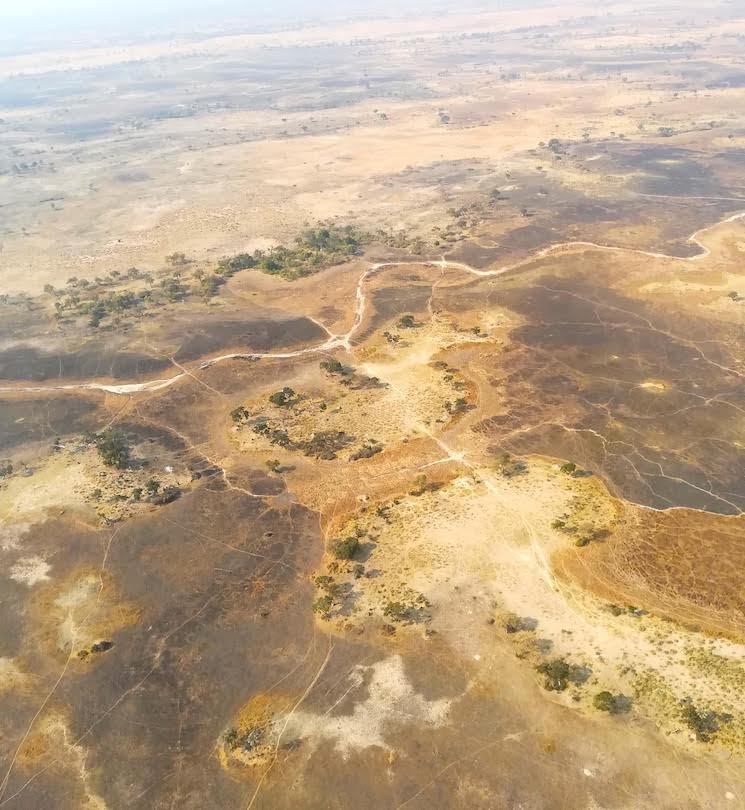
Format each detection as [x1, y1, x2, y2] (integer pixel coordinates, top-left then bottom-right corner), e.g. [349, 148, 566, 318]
[536, 658, 572, 691]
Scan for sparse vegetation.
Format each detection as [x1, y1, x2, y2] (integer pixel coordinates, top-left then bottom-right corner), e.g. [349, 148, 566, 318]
[350, 442, 383, 461]
[409, 474, 442, 496]
[301, 430, 355, 460]
[680, 701, 727, 742]
[231, 406, 250, 424]
[383, 600, 410, 622]
[223, 725, 264, 752]
[497, 453, 527, 478]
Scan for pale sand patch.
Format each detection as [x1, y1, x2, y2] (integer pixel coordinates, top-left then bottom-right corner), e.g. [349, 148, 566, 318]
[282, 654, 452, 756]
[19, 711, 108, 809]
[639, 380, 667, 391]
[0, 658, 29, 694]
[321, 462, 745, 745]
[0, 455, 88, 523]
[0, 522, 30, 552]
[10, 556, 51, 587]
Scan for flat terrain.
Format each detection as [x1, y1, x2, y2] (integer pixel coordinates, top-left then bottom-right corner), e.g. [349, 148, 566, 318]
[3, 1, 745, 808]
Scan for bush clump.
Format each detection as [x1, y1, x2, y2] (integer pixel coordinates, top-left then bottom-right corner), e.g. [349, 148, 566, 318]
[383, 601, 410, 622]
[680, 701, 725, 742]
[536, 658, 573, 692]
[268, 387, 297, 408]
[312, 594, 334, 616]
[350, 442, 383, 461]
[91, 428, 131, 469]
[332, 536, 360, 560]
[320, 359, 347, 375]
[300, 430, 354, 460]
[593, 690, 629, 714]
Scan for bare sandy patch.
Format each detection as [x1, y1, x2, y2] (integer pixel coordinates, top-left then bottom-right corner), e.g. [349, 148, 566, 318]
[10, 556, 51, 587]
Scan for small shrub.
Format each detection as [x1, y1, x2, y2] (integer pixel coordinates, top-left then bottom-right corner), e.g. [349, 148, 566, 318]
[268, 387, 297, 407]
[224, 727, 240, 750]
[149, 485, 181, 505]
[680, 701, 722, 742]
[409, 474, 442, 496]
[230, 406, 250, 423]
[536, 658, 573, 692]
[350, 442, 382, 461]
[320, 359, 346, 375]
[593, 691, 618, 713]
[383, 601, 409, 622]
[312, 594, 334, 616]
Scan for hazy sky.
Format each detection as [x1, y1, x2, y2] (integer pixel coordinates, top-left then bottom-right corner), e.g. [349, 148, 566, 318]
[0, 0, 411, 43]
[0, 0, 478, 50]
[0, 0, 351, 47]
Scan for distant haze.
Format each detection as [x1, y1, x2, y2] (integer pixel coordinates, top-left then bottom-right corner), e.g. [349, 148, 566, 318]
[1, 0, 507, 46]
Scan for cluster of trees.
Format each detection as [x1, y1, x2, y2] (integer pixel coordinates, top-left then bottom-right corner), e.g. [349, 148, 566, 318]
[52, 267, 195, 327]
[252, 417, 355, 461]
[223, 726, 264, 753]
[89, 428, 131, 469]
[216, 225, 366, 281]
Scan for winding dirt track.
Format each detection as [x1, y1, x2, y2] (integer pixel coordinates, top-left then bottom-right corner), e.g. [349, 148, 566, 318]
[1, 210, 743, 397]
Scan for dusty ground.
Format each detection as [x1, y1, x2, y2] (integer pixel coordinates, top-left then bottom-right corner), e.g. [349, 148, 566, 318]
[3, 1, 745, 808]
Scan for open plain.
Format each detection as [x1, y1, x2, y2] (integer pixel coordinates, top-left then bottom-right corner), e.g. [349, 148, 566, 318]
[3, 0, 745, 807]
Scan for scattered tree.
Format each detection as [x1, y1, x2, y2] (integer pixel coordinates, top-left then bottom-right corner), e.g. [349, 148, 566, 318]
[268, 387, 297, 407]
[593, 691, 628, 714]
[332, 535, 360, 560]
[536, 658, 573, 691]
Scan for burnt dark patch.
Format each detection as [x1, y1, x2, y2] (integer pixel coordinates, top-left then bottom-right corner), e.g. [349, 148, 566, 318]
[0, 344, 170, 382]
[477, 276, 745, 513]
[170, 315, 325, 362]
[355, 284, 433, 343]
[0, 395, 98, 451]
